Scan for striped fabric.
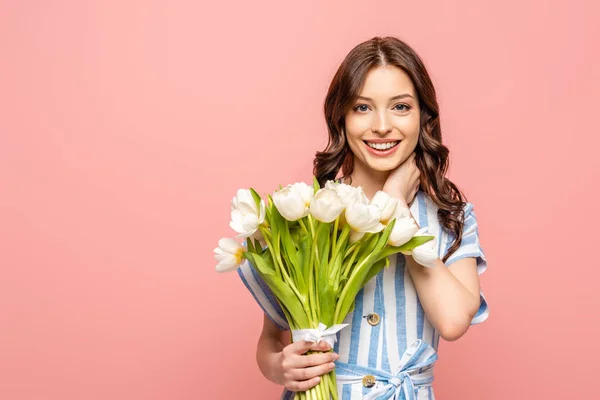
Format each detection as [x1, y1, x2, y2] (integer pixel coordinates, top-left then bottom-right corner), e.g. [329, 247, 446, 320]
[237, 189, 489, 399]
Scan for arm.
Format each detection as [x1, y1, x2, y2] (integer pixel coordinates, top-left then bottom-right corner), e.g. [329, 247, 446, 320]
[393, 190, 481, 341]
[404, 252, 481, 341]
[256, 314, 289, 385]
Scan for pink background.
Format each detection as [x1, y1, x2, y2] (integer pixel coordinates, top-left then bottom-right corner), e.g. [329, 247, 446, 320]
[1, 1, 599, 399]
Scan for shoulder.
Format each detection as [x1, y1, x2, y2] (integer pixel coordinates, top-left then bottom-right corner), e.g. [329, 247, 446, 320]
[418, 191, 476, 233]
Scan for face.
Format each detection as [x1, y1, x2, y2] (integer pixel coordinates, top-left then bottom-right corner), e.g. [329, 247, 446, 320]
[344, 65, 420, 175]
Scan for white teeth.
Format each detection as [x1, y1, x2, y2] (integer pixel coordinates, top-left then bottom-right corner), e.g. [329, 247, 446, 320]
[366, 141, 399, 150]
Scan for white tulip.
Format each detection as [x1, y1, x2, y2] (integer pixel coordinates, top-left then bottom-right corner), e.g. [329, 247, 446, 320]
[273, 182, 314, 221]
[214, 238, 245, 273]
[401, 227, 438, 268]
[230, 189, 266, 238]
[310, 188, 344, 223]
[388, 206, 419, 247]
[345, 203, 384, 233]
[325, 181, 369, 208]
[370, 190, 400, 223]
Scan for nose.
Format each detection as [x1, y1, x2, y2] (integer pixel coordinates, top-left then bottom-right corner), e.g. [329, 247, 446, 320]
[372, 112, 392, 134]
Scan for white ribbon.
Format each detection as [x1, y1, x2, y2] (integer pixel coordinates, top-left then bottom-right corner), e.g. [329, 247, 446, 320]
[292, 323, 349, 348]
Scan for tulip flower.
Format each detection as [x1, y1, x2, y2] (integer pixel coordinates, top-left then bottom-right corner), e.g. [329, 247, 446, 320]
[309, 188, 344, 223]
[401, 227, 439, 268]
[272, 182, 314, 221]
[214, 238, 245, 272]
[325, 180, 368, 208]
[230, 189, 266, 238]
[370, 190, 400, 224]
[388, 206, 419, 247]
[345, 203, 384, 234]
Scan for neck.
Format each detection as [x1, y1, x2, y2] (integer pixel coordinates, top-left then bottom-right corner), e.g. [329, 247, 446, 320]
[344, 160, 390, 201]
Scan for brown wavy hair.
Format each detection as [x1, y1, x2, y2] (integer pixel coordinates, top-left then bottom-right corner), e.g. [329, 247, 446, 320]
[313, 36, 468, 263]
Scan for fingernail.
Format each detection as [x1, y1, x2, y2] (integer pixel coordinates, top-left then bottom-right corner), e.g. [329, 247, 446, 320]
[333, 354, 339, 360]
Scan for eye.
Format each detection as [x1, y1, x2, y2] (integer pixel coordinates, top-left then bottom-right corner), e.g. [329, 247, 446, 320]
[354, 104, 370, 112]
[394, 104, 410, 111]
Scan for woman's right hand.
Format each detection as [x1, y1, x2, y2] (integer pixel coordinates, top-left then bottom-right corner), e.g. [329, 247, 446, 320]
[382, 151, 421, 207]
[278, 340, 339, 392]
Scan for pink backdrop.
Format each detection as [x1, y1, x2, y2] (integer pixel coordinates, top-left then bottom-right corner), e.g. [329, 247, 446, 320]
[1, 1, 599, 399]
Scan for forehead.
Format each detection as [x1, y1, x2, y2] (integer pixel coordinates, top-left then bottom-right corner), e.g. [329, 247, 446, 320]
[359, 65, 416, 98]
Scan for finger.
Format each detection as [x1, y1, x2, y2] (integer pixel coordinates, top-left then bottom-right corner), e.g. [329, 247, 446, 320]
[294, 351, 339, 368]
[287, 340, 319, 356]
[285, 376, 322, 392]
[289, 362, 336, 381]
[311, 340, 332, 352]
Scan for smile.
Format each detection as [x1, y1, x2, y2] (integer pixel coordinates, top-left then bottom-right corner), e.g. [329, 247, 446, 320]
[363, 140, 400, 150]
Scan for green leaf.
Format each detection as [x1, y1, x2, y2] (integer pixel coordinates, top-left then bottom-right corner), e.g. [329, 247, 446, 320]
[249, 187, 263, 215]
[360, 256, 388, 290]
[313, 175, 320, 193]
[373, 235, 435, 263]
[281, 219, 305, 294]
[245, 238, 255, 254]
[298, 231, 311, 286]
[245, 251, 310, 329]
[265, 195, 274, 225]
[316, 221, 334, 324]
[355, 233, 377, 262]
[244, 251, 274, 276]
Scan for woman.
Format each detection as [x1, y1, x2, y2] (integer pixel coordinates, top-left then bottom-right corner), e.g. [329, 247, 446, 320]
[237, 36, 489, 399]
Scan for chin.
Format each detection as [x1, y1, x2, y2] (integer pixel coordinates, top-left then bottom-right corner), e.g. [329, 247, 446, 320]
[366, 158, 403, 172]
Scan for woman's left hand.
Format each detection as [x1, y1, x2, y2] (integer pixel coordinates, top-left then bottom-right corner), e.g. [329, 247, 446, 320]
[382, 151, 421, 206]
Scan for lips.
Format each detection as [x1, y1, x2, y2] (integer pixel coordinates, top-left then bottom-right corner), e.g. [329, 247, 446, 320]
[364, 140, 400, 150]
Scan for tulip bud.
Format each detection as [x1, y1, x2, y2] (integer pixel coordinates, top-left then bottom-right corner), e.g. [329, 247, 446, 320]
[214, 238, 245, 272]
[345, 203, 384, 233]
[310, 188, 344, 223]
[230, 189, 266, 238]
[388, 206, 419, 247]
[370, 190, 400, 224]
[402, 228, 438, 268]
[272, 182, 314, 221]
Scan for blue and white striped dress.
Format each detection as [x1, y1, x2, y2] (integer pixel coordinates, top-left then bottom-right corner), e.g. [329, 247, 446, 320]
[238, 189, 489, 399]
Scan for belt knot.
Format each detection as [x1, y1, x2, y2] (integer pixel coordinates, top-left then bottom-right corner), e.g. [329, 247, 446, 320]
[389, 371, 410, 387]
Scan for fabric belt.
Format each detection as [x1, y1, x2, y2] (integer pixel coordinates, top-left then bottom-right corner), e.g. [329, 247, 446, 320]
[334, 339, 438, 400]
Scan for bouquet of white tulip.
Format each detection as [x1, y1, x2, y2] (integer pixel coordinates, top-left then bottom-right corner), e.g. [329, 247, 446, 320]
[214, 177, 434, 400]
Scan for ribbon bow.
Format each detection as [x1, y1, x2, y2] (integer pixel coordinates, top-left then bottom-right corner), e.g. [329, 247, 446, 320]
[335, 339, 438, 400]
[291, 323, 349, 348]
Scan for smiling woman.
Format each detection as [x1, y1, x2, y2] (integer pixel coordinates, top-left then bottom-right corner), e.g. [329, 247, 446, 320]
[237, 36, 490, 400]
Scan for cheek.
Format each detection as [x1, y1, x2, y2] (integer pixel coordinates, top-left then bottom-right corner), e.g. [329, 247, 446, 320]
[396, 116, 420, 137]
[345, 114, 371, 133]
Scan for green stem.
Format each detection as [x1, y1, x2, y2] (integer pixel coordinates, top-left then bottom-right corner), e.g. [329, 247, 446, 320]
[298, 218, 309, 236]
[333, 223, 351, 257]
[319, 374, 328, 399]
[341, 244, 361, 278]
[328, 369, 338, 400]
[331, 215, 339, 252]
[307, 220, 319, 324]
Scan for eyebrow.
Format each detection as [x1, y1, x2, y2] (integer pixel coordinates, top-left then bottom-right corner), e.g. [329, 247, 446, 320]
[357, 94, 414, 102]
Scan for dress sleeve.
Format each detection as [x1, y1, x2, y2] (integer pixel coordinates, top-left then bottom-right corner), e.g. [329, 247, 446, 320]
[237, 240, 290, 331]
[444, 202, 489, 325]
